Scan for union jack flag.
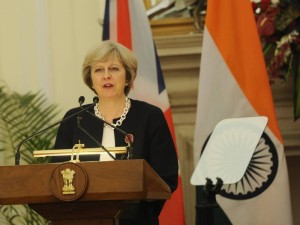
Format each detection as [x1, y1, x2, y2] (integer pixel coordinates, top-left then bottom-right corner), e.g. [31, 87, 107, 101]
[102, 0, 185, 224]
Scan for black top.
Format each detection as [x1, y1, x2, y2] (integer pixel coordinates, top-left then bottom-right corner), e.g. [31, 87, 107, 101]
[52, 99, 178, 225]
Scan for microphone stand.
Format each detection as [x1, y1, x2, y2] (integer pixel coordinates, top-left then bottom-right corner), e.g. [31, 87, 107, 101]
[76, 116, 116, 160]
[196, 178, 223, 225]
[15, 103, 96, 165]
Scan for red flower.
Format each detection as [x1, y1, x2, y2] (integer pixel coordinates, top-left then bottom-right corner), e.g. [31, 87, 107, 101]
[256, 6, 279, 37]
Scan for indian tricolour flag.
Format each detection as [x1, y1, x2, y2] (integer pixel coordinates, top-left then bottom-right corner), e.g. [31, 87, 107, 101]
[102, 1, 185, 225]
[193, 0, 293, 224]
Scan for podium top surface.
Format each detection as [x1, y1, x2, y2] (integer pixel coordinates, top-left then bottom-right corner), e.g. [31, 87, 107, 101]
[0, 159, 171, 205]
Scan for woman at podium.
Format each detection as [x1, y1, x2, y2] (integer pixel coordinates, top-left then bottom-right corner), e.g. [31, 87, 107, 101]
[52, 40, 178, 225]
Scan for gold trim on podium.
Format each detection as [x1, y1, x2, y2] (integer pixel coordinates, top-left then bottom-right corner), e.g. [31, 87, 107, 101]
[33, 147, 127, 158]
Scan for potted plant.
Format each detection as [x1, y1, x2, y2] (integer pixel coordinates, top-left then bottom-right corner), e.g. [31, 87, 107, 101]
[0, 83, 60, 225]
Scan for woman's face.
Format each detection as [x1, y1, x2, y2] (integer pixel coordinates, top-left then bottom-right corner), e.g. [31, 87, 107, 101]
[91, 55, 126, 100]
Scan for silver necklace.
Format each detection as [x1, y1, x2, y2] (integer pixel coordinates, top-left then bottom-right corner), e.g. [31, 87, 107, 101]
[94, 97, 131, 128]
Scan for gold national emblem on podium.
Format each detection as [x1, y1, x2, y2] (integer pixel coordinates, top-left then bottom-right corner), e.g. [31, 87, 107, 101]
[50, 162, 88, 201]
[61, 168, 76, 194]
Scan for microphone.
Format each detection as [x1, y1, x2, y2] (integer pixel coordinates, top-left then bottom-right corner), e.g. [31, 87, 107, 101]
[14, 97, 96, 165]
[75, 95, 116, 160]
[93, 96, 99, 104]
[76, 115, 116, 160]
[81, 97, 134, 159]
[79, 96, 85, 106]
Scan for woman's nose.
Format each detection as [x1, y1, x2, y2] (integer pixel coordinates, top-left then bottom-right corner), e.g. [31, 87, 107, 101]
[103, 70, 112, 79]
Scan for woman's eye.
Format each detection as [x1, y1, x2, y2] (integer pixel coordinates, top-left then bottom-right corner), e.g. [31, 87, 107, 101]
[94, 68, 103, 73]
[110, 67, 119, 72]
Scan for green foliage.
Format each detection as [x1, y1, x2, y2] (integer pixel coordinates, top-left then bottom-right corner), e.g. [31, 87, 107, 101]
[0, 84, 60, 164]
[0, 205, 49, 225]
[0, 83, 60, 224]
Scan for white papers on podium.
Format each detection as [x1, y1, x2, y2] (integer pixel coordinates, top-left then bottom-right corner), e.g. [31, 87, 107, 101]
[190, 116, 268, 185]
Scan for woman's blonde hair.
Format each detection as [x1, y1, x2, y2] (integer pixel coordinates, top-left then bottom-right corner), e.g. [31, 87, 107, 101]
[82, 40, 137, 95]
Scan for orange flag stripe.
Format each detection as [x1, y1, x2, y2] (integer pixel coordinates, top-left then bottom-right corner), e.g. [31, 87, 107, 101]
[206, 0, 282, 142]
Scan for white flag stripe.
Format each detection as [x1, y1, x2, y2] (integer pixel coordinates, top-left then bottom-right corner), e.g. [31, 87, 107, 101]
[108, 0, 117, 41]
[194, 0, 293, 224]
[194, 27, 258, 164]
[128, 0, 170, 111]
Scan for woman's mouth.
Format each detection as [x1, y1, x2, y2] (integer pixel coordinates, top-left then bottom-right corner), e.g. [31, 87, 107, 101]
[103, 83, 113, 88]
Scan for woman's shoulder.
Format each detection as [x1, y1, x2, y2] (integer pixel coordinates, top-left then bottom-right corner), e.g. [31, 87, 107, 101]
[129, 99, 166, 123]
[130, 99, 162, 113]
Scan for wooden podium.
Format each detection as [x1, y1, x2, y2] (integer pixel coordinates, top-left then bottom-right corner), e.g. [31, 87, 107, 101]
[0, 160, 171, 225]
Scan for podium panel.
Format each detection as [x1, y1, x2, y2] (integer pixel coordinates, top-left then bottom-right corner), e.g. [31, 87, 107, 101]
[0, 160, 170, 224]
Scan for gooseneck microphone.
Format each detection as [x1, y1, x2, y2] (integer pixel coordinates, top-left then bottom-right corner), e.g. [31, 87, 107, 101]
[80, 96, 134, 159]
[76, 96, 116, 160]
[14, 97, 96, 165]
[76, 115, 116, 160]
[78, 96, 85, 106]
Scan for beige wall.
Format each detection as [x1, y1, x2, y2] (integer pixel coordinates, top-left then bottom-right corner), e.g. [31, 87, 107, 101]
[0, 0, 105, 115]
[0, 0, 107, 165]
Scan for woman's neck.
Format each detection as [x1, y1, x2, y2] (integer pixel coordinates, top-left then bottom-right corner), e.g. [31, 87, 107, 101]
[98, 96, 127, 123]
